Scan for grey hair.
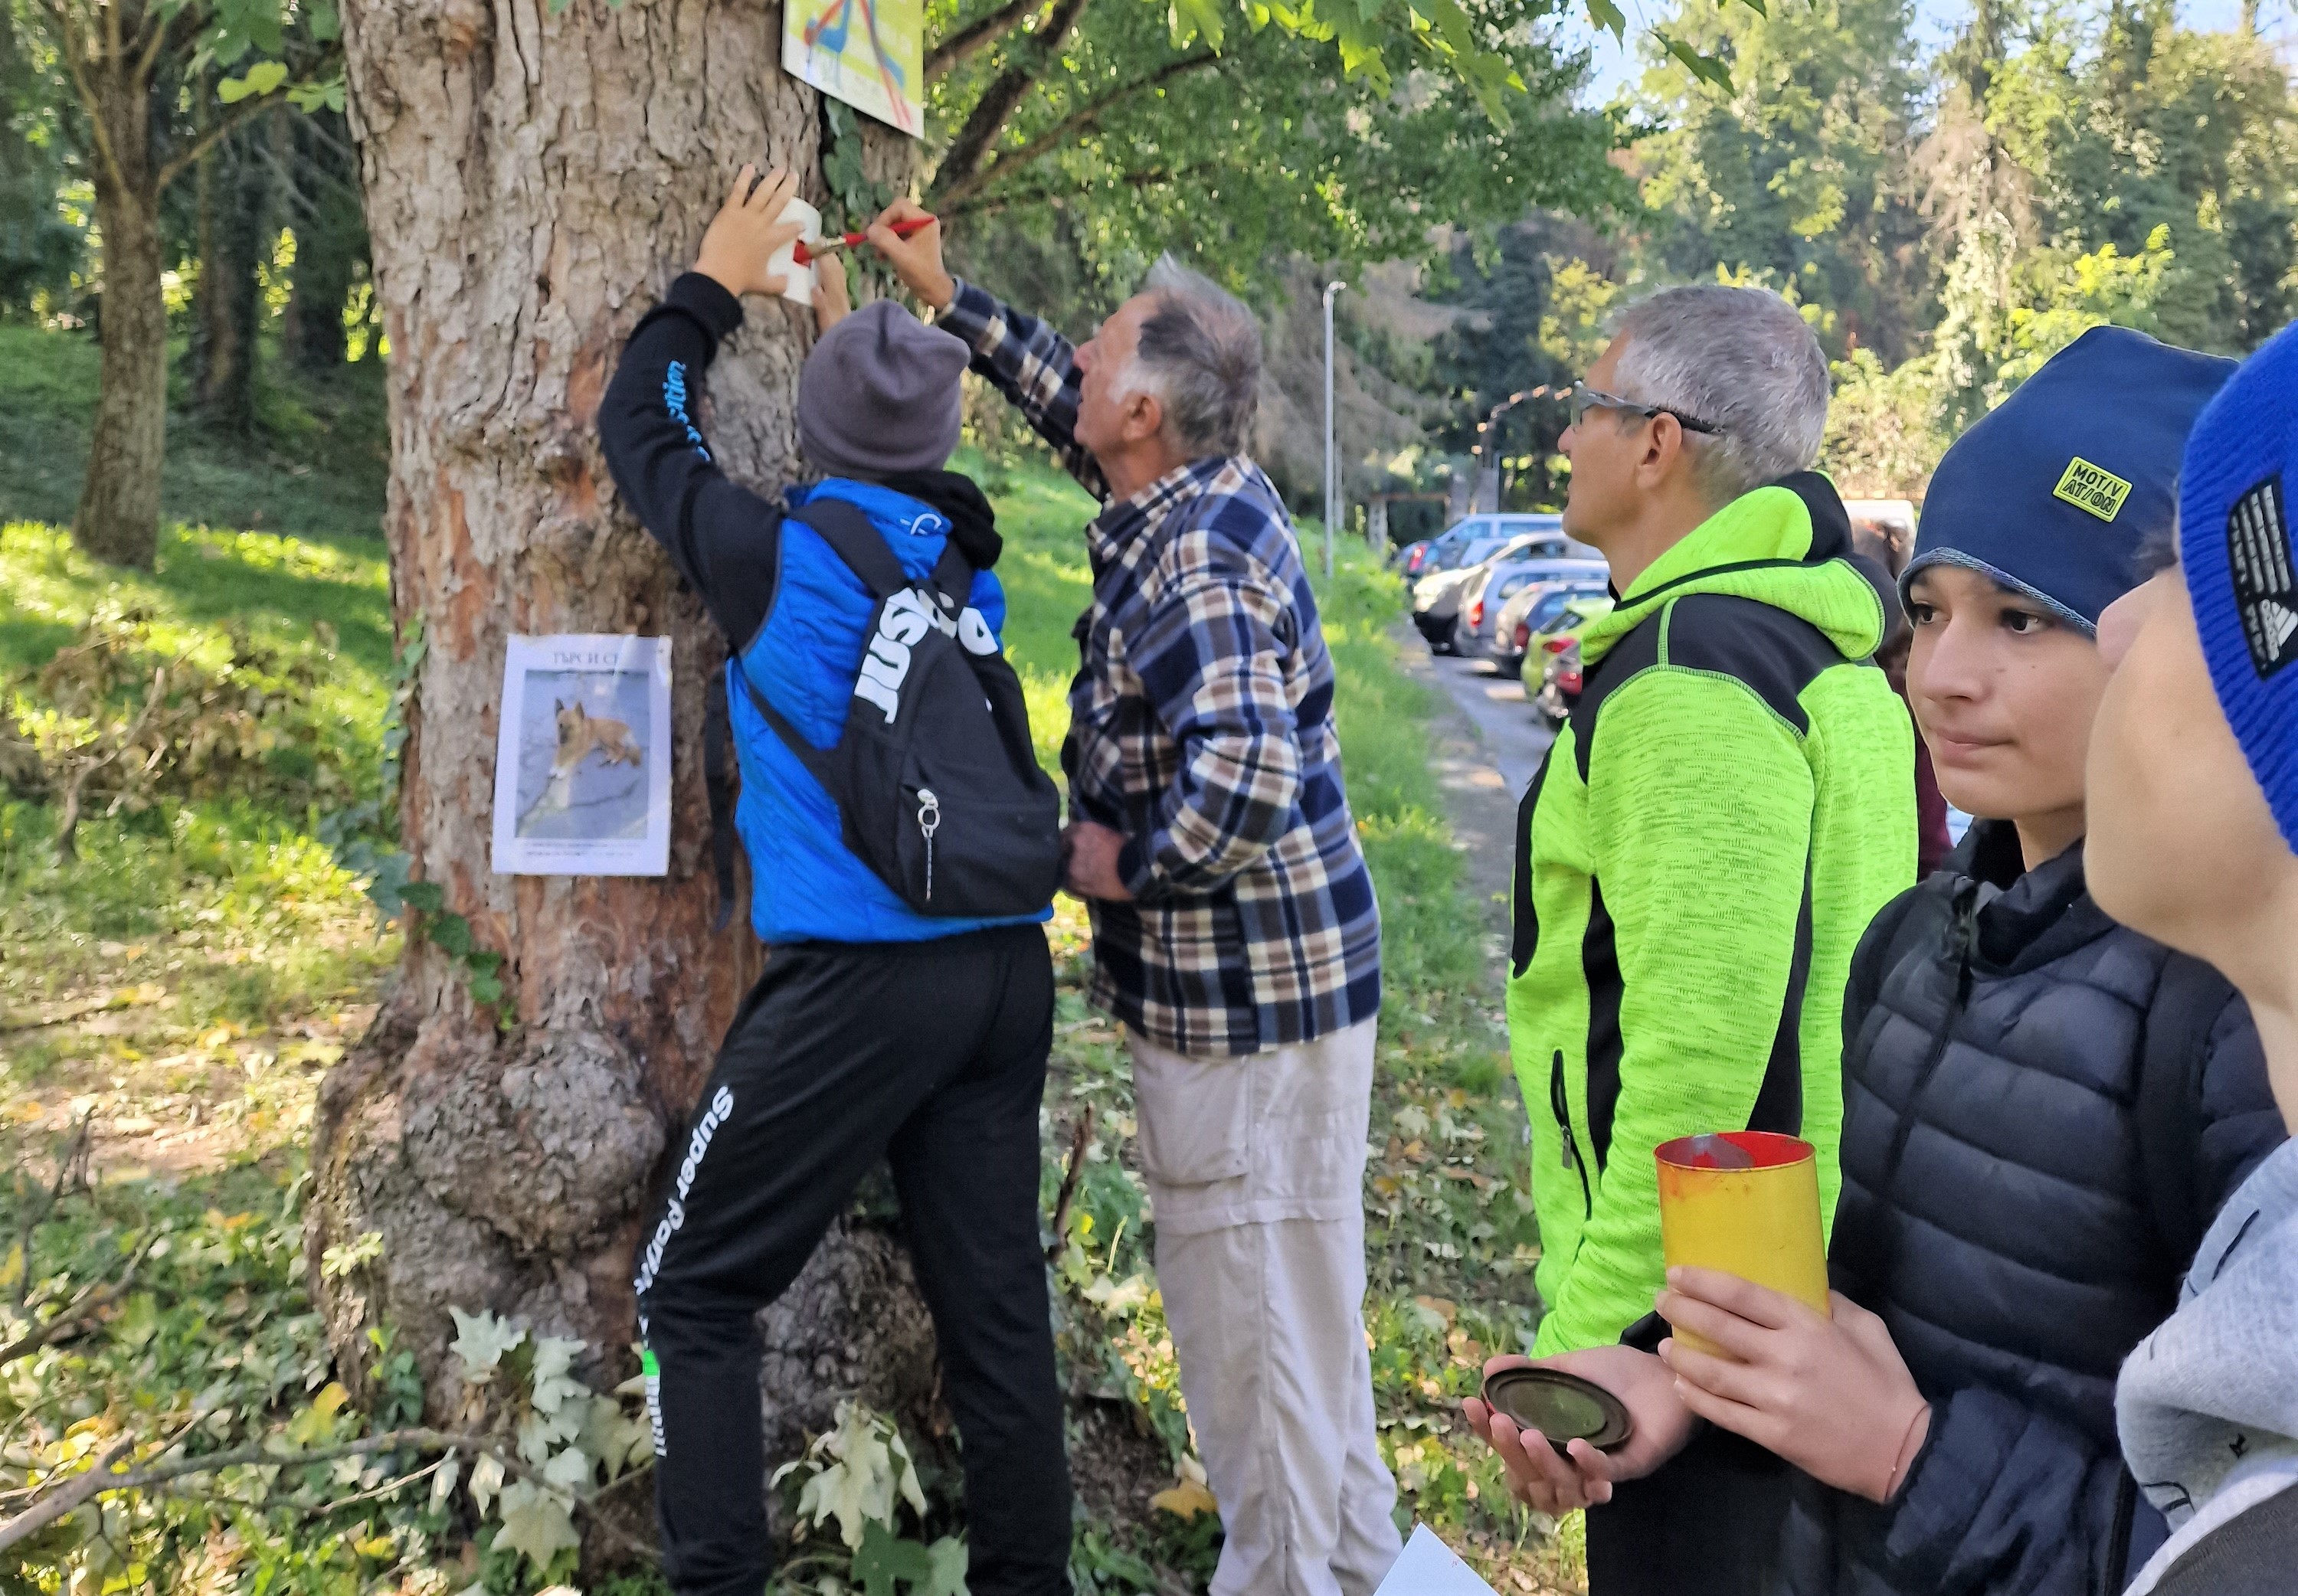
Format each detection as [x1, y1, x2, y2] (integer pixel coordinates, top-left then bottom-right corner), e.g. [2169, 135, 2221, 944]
[1609, 285, 1831, 503]
[1118, 254, 1263, 459]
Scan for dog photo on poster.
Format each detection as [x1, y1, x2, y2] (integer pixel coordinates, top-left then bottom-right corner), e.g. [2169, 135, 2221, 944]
[490, 634, 673, 876]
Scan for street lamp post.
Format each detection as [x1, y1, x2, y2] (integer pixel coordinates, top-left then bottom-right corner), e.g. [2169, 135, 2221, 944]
[1321, 279, 1346, 581]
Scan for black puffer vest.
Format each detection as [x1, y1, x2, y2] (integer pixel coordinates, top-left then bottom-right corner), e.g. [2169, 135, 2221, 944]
[1779, 823, 2284, 1596]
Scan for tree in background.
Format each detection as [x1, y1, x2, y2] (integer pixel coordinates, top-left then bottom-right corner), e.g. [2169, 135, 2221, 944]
[1628, 0, 1932, 363]
[188, 106, 275, 436]
[278, 108, 366, 375]
[924, 0, 1620, 294]
[0, 6, 81, 315]
[1982, 0, 2298, 354]
[26, 0, 340, 567]
[1602, 0, 2298, 499]
[1419, 214, 1622, 509]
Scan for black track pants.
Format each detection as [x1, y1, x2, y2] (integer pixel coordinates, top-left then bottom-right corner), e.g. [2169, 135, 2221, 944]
[633, 923, 1072, 1596]
[1585, 1422, 1789, 1594]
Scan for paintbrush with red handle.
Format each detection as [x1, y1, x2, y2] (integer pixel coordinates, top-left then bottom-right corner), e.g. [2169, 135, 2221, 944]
[793, 214, 936, 267]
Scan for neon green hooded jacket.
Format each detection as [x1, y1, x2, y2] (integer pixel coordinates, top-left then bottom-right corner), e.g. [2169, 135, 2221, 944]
[1508, 473, 1917, 1356]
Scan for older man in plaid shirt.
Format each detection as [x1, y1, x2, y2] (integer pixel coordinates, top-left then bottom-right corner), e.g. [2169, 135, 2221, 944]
[871, 202, 1396, 1596]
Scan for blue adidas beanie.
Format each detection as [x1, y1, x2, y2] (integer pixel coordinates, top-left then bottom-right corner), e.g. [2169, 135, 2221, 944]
[2178, 319, 2298, 855]
[1907, 326, 2237, 633]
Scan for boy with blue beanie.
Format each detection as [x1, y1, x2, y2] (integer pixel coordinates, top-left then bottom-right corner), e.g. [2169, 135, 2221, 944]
[2090, 318, 2298, 1596]
[1901, 325, 2235, 633]
[1491, 325, 2287, 1595]
[597, 166, 1072, 1596]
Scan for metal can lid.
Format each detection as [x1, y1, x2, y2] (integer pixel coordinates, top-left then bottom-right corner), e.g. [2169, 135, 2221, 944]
[1480, 1366, 1635, 1454]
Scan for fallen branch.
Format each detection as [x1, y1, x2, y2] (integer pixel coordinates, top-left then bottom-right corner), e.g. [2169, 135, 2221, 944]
[0, 996, 155, 1035]
[0, 1424, 657, 1561]
[0, 1434, 133, 1552]
[1046, 1104, 1095, 1264]
[54, 662, 174, 863]
[0, 1228, 159, 1369]
[10, 1115, 93, 1315]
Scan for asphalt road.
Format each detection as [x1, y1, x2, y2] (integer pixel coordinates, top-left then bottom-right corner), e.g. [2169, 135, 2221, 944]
[1411, 639, 1557, 798]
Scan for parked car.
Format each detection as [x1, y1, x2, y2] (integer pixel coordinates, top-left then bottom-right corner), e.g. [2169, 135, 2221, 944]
[1394, 537, 1436, 575]
[1416, 513, 1589, 577]
[1455, 561, 1609, 659]
[1416, 541, 1540, 649]
[1530, 595, 1615, 721]
[1413, 521, 1599, 652]
[1488, 579, 1612, 676]
[1413, 534, 1550, 649]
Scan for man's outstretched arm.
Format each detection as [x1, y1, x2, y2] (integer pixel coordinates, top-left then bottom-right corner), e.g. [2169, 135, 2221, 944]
[868, 199, 1108, 499]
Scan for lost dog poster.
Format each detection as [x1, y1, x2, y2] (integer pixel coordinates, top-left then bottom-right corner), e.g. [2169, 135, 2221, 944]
[491, 635, 673, 876]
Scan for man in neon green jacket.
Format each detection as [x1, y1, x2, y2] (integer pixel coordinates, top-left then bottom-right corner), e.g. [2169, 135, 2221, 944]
[1504, 286, 1917, 1591]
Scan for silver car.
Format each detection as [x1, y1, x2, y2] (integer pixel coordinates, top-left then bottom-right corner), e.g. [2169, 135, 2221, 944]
[1415, 525, 1597, 652]
[1452, 557, 1609, 657]
[1413, 533, 1552, 649]
[1486, 577, 1614, 676]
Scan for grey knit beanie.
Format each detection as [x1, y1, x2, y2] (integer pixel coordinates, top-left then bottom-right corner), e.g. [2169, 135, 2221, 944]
[797, 299, 969, 479]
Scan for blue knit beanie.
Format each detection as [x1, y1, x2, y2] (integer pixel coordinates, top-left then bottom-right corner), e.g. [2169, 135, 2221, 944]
[1907, 326, 2237, 633]
[2178, 319, 2298, 855]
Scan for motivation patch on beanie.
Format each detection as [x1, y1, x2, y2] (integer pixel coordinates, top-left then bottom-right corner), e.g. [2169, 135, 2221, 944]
[1907, 326, 2237, 631]
[2179, 318, 2298, 852]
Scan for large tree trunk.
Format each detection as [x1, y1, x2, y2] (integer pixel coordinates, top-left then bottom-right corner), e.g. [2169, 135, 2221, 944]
[75, 122, 167, 568]
[308, 0, 951, 1480]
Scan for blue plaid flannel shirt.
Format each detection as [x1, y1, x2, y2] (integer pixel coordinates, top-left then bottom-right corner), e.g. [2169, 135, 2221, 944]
[939, 280, 1382, 1057]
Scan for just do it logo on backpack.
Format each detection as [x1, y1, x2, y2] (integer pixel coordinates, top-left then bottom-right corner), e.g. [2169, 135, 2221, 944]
[742, 499, 1062, 919]
[853, 583, 1000, 722]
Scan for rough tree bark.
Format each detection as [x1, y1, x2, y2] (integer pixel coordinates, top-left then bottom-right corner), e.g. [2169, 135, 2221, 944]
[74, 65, 166, 569]
[307, 0, 952, 1480]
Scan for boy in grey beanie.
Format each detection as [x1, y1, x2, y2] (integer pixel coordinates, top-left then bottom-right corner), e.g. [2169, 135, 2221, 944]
[799, 297, 970, 479]
[597, 165, 1068, 1596]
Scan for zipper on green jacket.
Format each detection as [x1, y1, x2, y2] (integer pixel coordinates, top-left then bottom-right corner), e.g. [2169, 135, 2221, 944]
[1550, 1049, 1593, 1220]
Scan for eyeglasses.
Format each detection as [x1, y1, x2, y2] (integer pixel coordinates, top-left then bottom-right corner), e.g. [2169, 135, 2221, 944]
[1569, 384, 1724, 436]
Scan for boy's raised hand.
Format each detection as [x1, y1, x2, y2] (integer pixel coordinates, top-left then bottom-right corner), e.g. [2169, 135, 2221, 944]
[867, 198, 954, 313]
[695, 164, 807, 300]
[1655, 1267, 1930, 1503]
[1459, 1345, 1696, 1516]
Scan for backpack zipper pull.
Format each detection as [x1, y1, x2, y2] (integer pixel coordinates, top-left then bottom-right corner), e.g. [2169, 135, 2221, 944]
[918, 788, 941, 901]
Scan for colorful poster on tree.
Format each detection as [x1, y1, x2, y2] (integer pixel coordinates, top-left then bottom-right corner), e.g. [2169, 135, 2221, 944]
[782, 0, 924, 137]
[490, 635, 673, 877]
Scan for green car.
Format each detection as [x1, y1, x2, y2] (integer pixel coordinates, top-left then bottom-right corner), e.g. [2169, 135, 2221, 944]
[1529, 594, 1614, 722]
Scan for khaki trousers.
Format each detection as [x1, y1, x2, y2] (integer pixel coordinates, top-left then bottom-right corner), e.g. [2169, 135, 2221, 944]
[1128, 1016, 1403, 1596]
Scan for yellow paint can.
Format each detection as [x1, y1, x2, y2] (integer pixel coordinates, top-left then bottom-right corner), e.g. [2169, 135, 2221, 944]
[1655, 1131, 1832, 1356]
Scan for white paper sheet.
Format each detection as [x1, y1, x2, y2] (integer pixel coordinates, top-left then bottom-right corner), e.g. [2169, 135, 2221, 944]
[490, 634, 672, 877]
[768, 196, 822, 307]
[1373, 1524, 1502, 1596]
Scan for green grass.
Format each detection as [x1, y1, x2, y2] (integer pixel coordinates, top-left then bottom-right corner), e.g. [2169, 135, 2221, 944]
[0, 322, 390, 543]
[0, 342, 1576, 1594]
